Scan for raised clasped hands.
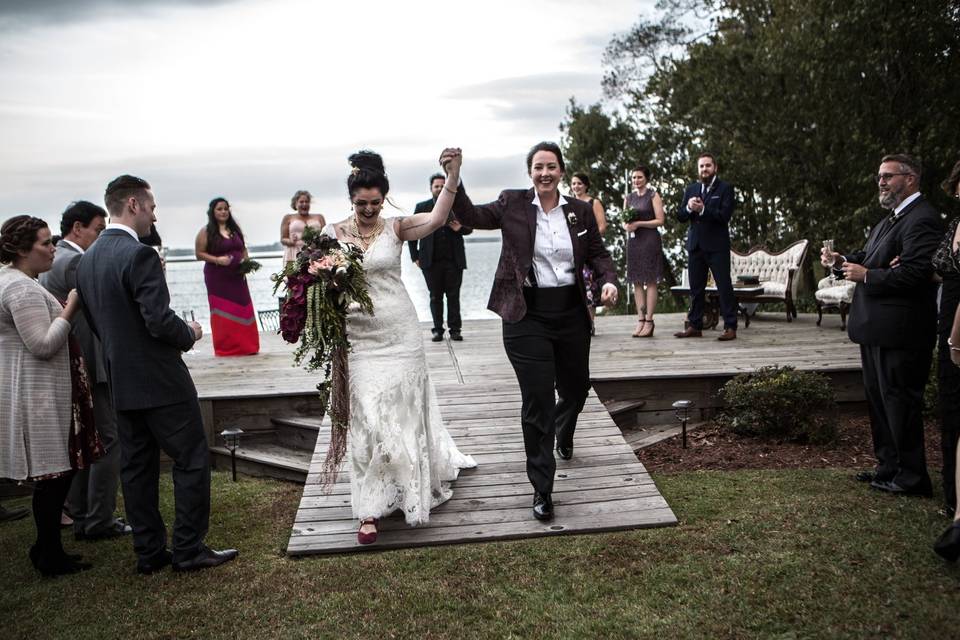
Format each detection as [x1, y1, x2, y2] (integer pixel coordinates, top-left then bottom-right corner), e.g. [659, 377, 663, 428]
[439, 148, 462, 176]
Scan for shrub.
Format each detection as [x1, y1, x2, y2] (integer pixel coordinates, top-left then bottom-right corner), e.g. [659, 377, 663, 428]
[718, 366, 837, 444]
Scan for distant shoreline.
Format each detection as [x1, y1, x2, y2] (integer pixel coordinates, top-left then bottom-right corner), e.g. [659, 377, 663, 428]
[164, 234, 501, 259]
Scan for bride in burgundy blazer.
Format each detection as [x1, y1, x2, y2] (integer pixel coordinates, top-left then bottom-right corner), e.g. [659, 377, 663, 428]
[441, 143, 619, 521]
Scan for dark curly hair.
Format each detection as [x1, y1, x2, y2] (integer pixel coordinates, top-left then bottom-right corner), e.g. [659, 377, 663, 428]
[1, 215, 48, 264]
[347, 150, 390, 198]
[942, 159, 960, 197]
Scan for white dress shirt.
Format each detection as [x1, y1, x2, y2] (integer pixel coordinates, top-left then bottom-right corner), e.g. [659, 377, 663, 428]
[531, 192, 576, 288]
[61, 239, 84, 254]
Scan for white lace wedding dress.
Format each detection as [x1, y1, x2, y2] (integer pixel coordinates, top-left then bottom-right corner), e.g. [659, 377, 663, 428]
[326, 220, 476, 525]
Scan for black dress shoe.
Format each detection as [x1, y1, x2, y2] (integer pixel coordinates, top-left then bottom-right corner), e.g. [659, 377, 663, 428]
[869, 479, 933, 497]
[29, 546, 93, 577]
[854, 470, 877, 482]
[555, 445, 573, 461]
[449, 331, 463, 341]
[136, 549, 173, 575]
[933, 522, 960, 562]
[76, 519, 133, 541]
[532, 493, 553, 521]
[431, 332, 444, 342]
[172, 545, 238, 572]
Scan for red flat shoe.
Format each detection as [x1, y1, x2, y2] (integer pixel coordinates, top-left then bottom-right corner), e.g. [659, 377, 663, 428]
[357, 518, 378, 545]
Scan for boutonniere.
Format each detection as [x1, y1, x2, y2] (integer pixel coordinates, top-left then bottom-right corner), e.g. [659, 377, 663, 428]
[566, 212, 578, 227]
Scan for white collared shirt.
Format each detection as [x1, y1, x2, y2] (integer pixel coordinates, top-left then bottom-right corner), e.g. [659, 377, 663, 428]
[893, 191, 921, 218]
[531, 192, 576, 288]
[61, 239, 84, 254]
[105, 223, 139, 242]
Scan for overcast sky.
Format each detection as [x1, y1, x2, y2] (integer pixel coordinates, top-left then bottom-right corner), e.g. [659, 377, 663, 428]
[0, 0, 651, 248]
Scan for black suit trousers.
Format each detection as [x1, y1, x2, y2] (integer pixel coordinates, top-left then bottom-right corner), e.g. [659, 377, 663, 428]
[860, 344, 933, 493]
[937, 336, 960, 512]
[116, 398, 210, 563]
[422, 259, 463, 332]
[687, 246, 738, 330]
[502, 291, 591, 496]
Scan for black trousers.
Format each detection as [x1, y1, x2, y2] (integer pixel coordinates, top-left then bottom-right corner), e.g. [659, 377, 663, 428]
[687, 246, 738, 330]
[117, 398, 210, 563]
[860, 344, 933, 494]
[502, 287, 591, 496]
[66, 382, 121, 534]
[422, 260, 463, 333]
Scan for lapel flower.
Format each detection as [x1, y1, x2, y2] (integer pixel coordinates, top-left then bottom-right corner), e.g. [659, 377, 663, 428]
[566, 211, 578, 227]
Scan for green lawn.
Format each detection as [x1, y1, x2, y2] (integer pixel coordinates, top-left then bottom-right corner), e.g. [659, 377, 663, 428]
[1, 469, 956, 639]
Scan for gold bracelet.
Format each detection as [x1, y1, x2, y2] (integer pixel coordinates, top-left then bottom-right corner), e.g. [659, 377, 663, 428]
[443, 185, 458, 195]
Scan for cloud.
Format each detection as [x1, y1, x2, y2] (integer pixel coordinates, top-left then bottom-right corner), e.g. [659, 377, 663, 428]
[0, 0, 238, 30]
[446, 72, 602, 128]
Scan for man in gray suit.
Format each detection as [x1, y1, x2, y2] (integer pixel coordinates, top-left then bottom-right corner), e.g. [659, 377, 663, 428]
[77, 175, 237, 574]
[40, 201, 131, 540]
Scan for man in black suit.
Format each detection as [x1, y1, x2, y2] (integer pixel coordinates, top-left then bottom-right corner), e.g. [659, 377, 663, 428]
[408, 173, 472, 341]
[77, 175, 237, 573]
[822, 153, 943, 497]
[674, 153, 738, 341]
[40, 201, 132, 541]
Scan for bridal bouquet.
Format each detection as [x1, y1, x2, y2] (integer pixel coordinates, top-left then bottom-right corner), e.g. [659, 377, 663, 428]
[272, 226, 374, 488]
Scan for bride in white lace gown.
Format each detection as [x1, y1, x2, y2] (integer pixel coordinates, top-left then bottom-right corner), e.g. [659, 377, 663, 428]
[328, 150, 475, 544]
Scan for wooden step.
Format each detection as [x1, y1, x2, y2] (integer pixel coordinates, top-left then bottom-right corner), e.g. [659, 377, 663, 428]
[210, 442, 310, 484]
[271, 417, 323, 452]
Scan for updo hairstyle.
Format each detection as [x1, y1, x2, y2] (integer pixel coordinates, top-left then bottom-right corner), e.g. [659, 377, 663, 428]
[290, 190, 312, 210]
[572, 172, 591, 191]
[347, 150, 390, 198]
[0, 215, 48, 264]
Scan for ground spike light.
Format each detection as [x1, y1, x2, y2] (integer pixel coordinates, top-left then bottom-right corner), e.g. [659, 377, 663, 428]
[672, 400, 694, 449]
[220, 427, 244, 481]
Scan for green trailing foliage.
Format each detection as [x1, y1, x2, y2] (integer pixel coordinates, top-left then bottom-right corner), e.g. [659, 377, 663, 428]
[718, 365, 837, 443]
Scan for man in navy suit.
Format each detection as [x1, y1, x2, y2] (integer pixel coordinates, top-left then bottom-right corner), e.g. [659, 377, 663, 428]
[407, 173, 472, 341]
[77, 175, 237, 574]
[822, 153, 942, 497]
[674, 153, 738, 341]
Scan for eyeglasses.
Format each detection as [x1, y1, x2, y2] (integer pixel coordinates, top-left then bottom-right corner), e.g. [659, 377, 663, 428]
[876, 172, 911, 183]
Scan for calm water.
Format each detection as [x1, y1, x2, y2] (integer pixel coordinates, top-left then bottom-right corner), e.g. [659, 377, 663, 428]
[166, 240, 502, 332]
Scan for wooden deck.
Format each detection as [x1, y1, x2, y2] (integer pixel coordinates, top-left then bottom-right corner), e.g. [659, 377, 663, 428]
[185, 311, 862, 555]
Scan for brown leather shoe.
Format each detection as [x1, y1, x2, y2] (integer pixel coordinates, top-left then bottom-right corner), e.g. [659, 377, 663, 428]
[674, 326, 703, 338]
[717, 328, 737, 341]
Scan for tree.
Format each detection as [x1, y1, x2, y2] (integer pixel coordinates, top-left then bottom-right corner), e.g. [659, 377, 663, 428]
[563, 0, 960, 289]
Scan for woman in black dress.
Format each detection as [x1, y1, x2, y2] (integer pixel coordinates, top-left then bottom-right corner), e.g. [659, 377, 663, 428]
[933, 159, 960, 562]
[623, 165, 665, 337]
[570, 173, 608, 333]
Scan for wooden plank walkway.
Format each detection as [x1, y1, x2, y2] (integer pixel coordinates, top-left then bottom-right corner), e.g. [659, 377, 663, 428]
[286, 384, 676, 555]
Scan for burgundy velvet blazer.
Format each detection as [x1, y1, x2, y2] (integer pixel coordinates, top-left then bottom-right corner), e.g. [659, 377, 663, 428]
[452, 186, 618, 323]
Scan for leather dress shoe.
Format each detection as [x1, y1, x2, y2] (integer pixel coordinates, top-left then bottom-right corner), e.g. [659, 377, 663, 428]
[431, 332, 444, 342]
[136, 549, 173, 575]
[933, 522, 960, 562]
[532, 492, 554, 521]
[76, 518, 133, 541]
[172, 545, 238, 572]
[869, 479, 932, 497]
[450, 330, 463, 341]
[555, 445, 573, 461]
[674, 327, 703, 338]
[854, 470, 878, 482]
[717, 328, 737, 341]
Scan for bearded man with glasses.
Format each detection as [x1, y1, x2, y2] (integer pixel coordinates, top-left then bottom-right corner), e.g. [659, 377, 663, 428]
[821, 153, 943, 497]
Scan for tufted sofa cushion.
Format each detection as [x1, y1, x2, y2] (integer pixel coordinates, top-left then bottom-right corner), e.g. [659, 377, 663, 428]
[730, 240, 808, 300]
[814, 276, 855, 305]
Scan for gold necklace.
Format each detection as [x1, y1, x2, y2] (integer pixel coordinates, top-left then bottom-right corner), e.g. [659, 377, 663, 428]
[350, 215, 384, 251]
